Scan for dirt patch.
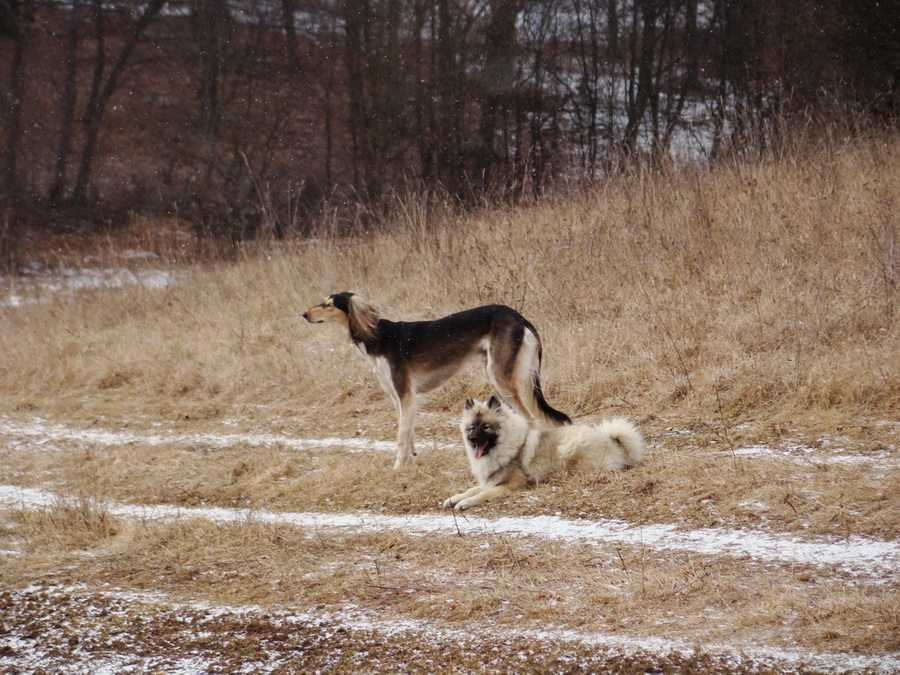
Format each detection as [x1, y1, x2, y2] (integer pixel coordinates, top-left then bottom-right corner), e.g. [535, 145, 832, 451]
[0, 586, 879, 674]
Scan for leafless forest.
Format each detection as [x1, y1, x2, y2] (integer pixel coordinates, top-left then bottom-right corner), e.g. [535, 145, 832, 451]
[1, 0, 898, 253]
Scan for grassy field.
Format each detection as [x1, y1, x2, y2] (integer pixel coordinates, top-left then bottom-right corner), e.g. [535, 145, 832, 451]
[1, 135, 898, 672]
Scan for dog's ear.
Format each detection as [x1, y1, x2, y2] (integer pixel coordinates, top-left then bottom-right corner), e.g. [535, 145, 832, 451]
[487, 395, 502, 410]
[329, 292, 354, 313]
[464, 397, 475, 410]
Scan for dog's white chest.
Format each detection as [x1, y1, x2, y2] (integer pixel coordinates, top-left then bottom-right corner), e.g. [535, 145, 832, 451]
[368, 354, 398, 397]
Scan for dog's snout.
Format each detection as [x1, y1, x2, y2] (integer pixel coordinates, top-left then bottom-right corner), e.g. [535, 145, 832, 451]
[469, 426, 494, 446]
[302, 311, 310, 321]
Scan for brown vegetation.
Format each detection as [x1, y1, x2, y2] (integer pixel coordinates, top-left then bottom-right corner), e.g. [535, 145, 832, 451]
[2, 134, 897, 423]
[2, 0, 898, 253]
[0, 135, 898, 671]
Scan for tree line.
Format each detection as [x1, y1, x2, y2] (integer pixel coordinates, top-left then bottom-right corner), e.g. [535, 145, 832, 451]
[1, 0, 898, 241]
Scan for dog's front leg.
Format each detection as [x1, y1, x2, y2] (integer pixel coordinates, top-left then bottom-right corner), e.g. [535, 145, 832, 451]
[452, 470, 527, 510]
[443, 485, 482, 509]
[394, 394, 419, 469]
[453, 484, 517, 510]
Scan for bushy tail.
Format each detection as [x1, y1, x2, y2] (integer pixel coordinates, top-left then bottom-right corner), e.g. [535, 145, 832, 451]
[596, 417, 645, 465]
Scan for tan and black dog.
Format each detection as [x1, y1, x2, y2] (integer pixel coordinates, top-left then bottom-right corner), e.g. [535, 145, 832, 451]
[303, 292, 570, 469]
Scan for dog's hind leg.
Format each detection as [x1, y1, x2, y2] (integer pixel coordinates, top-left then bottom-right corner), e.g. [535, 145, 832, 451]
[510, 328, 571, 426]
[485, 327, 539, 422]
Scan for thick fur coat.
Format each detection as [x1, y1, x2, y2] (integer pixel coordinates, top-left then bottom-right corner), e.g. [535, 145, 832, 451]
[444, 396, 644, 510]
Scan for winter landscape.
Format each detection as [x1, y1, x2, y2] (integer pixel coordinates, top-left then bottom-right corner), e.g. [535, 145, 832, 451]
[2, 2, 899, 670]
[2, 136, 899, 673]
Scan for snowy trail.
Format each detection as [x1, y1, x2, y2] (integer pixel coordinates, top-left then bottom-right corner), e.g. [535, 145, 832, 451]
[5, 583, 899, 675]
[1, 484, 897, 580]
[0, 415, 451, 453]
[1, 414, 895, 468]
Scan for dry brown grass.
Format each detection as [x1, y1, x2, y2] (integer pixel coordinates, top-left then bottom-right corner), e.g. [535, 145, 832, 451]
[4, 505, 898, 655]
[1, 135, 896, 428]
[1, 135, 898, 671]
[0, 425, 897, 539]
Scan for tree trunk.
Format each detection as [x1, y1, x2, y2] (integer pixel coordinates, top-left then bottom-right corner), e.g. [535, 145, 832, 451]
[3, 0, 25, 202]
[623, 0, 658, 156]
[474, 0, 522, 193]
[71, 0, 166, 205]
[280, 0, 301, 73]
[50, 0, 84, 202]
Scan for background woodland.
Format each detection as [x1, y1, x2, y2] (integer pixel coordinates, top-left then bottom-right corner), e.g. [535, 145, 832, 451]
[1, 0, 899, 254]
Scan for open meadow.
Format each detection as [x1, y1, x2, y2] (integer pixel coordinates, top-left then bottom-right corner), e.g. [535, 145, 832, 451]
[1, 137, 898, 673]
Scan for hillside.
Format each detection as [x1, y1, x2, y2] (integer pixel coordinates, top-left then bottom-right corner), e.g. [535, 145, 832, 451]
[0, 136, 897, 672]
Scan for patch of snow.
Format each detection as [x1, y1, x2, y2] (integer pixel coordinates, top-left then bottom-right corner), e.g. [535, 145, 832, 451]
[0, 414, 452, 453]
[1, 267, 178, 307]
[725, 443, 897, 469]
[118, 249, 160, 260]
[1, 485, 896, 581]
[6, 583, 899, 674]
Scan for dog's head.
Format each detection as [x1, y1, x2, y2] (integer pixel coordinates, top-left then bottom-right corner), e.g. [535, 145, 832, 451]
[303, 292, 379, 344]
[302, 292, 354, 324]
[461, 395, 505, 459]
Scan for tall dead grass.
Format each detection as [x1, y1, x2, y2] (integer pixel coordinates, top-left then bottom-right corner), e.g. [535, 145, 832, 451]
[2, 136, 898, 671]
[0, 135, 897, 431]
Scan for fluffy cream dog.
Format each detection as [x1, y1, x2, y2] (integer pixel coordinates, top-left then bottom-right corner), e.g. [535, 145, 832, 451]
[444, 396, 644, 510]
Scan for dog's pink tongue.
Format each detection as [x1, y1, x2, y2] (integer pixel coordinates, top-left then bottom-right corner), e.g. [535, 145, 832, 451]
[475, 442, 488, 459]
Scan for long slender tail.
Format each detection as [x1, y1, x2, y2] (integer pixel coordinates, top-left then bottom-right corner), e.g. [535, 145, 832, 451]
[532, 373, 571, 426]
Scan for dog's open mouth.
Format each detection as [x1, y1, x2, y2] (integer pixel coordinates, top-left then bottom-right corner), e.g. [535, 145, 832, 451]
[468, 422, 497, 460]
[470, 435, 496, 459]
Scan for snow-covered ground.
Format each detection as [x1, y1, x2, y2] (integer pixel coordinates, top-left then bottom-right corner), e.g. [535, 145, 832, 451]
[2, 581, 898, 675]
[1, 483, 897, 582]
[1, 264, 177, 308]
[1, 411, 898, 673]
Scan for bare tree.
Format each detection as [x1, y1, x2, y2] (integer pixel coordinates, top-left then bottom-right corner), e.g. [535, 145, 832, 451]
[70, 0, 166, 204]
[622, 0, 658, 156]
[566, 0, 614, 174]
[49, 0, 85, 202]
[474, 0, 523, 192]
[2, 0, 27, 202]
[193, 0, 228, 209]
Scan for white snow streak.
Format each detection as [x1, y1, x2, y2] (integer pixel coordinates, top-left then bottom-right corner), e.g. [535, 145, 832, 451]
[1, 485, 896, 580]
[0, 415, 454, 453]
[2, 415, 894, 468]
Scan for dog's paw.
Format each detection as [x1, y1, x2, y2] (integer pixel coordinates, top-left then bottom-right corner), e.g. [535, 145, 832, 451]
[455, 500, 474, 511]
[442, 497, 455, 508]
[393, 455, 415, 470]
